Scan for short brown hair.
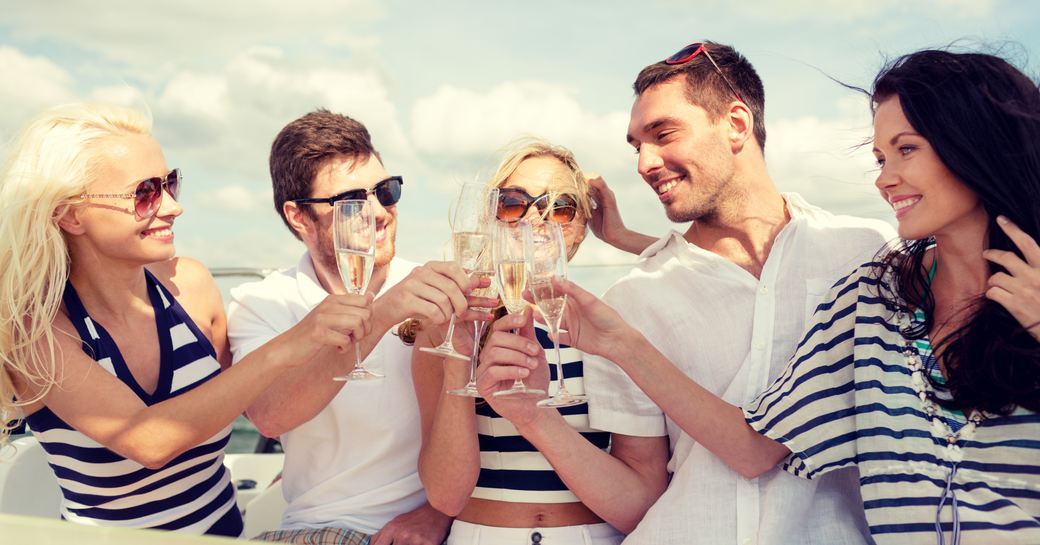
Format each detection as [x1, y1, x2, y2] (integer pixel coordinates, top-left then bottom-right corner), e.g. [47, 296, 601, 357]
[269, 109, 381, 239]
[634, 41, 767, 150]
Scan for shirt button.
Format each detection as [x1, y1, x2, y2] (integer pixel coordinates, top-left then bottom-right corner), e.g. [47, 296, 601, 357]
[753, 341, 765, 351]
[759, 285, 769, 294]
[741, 538, 754, 545]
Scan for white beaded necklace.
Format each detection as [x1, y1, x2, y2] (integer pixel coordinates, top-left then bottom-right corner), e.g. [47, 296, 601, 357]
[895, 309, 984, 463]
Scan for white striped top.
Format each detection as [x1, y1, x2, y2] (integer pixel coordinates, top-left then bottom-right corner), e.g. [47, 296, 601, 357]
[472, 322, 610, 503]
[26, 271, 240, 536]
[745, 263, 1040, 544]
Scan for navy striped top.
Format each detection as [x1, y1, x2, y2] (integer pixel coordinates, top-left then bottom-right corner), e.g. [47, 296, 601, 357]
[745, 263, 1040, 544]
[25, 270, 242, 536]
[473, 323, 610, 503]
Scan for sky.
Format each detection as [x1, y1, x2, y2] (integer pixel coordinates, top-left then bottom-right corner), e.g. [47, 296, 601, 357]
[2, 0, 1039, 295]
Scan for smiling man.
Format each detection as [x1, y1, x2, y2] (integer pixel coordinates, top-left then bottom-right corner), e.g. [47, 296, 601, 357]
[226, 109, 477, 545]
[470, 42, 900, 543]
[575, 42, 896, 543]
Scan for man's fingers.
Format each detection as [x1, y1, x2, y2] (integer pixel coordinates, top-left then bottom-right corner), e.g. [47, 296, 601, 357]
[480, 346, 539, 371]
[426, 261, 473, 295]
[491, 311, 528, 332]
[477, 364, 531, 390]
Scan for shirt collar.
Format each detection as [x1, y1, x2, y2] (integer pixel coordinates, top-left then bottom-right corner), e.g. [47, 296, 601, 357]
[637, 192, 814, 261]
[295, 252, 329, 309]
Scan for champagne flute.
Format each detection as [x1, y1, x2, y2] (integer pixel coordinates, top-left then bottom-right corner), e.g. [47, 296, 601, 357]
[420, 183, 498, 361]
[332, 199, 382, 381]
[447, 246, 498, 397]
[525, 221, 587, 407]
[490, 220, 546, 399]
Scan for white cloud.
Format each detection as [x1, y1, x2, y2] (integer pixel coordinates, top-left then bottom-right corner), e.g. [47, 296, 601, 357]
[657, 0, 994, 23]
[158, 73, 230, 120]
[765, 109, 894, 222]
[89, 85, 148, 108]
[197, 185, 271, 214]
[2, 1, 385, 73]
[410, 81, 632, 174]
[0, 47, 75, 131]
[148, 47, 413, 180]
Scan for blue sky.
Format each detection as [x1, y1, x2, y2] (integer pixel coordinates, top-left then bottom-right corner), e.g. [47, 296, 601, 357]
[2, 0, 1038, 294]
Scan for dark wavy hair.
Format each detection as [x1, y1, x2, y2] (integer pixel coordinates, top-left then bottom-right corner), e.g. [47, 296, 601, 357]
[872, 49, 1040, 414]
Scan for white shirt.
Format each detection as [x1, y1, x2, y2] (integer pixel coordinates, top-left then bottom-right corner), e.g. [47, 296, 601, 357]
[227, 253, 423, 535]
[584, 193, 895, 545]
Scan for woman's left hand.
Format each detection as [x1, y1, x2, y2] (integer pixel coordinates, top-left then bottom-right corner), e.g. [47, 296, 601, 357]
[983, 215, 1040, 341]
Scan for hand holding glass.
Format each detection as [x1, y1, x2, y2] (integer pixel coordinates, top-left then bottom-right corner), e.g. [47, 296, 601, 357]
[490, 221, 546, 399]
[332, 199, 382, 381]
[420, 183, 498, 362]
[526, 221, 587, 407]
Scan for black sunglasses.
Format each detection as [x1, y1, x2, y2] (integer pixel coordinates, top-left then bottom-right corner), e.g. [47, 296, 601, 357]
[293, 176, 403, 208]
[664, 42, 745, 103]
[496, 187, 579, 224]
[80, 168, 181, 220]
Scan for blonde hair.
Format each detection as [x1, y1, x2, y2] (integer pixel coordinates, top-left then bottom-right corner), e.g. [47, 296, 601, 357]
[488, 138, 593, 222]
[0, 103, 152, 444]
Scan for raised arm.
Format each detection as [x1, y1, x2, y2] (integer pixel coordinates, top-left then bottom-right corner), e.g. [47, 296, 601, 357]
[586, 174, 657, 256]
[473, 311, 670, 533]
[412, 325, 482, 516]
[15, 275, 372, 470]
[237, 261, 486, 438]
[544, 279, 791, 479]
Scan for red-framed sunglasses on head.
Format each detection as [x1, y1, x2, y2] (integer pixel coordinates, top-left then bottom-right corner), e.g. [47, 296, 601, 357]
[664, 42, 745, 103]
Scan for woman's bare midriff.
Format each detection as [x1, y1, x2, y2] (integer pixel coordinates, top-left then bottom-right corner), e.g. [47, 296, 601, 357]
[457, 497, 604, 528]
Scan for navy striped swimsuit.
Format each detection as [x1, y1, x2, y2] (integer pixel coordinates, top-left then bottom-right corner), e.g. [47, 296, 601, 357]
[25, 270, 242, 536]
[472, 323, 610, 503]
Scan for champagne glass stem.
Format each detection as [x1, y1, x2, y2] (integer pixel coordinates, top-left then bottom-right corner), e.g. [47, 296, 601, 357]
[504, 327, 527, 392]
[549, 324, 569, 396]
[442, 314, 458, 350]
[468, 321, 483, 386]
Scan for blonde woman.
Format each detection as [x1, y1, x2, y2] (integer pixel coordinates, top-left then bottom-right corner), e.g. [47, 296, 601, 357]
[412, 139, 631, 544]
[0, 103, 371, 536]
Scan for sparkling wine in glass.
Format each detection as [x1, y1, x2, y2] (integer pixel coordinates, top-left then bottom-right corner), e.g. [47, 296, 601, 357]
[447, 248, 499, 397]
[420, 184, 498, 361]
[526, 221, 587, 408]
[332, 199, 382, 381]
[490, 220, 545, 399]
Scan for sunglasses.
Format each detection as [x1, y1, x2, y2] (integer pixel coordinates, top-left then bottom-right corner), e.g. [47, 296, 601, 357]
[80, 168, 181, 220]
[664, 42, 745, 103]
[496, 187, 579, 224]
[293, 176, 403, 208]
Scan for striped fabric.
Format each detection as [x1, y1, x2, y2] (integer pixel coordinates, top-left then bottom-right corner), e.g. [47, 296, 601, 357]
[472, 324, 610, 503]
[25, 270, 241, 536]
[745, 263, 1040, 544]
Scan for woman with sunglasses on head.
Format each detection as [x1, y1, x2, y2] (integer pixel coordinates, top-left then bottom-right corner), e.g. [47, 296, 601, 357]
[411, 139, 637, 544]
[521, 50, 1040, 544]
[0, 103, 373, 536]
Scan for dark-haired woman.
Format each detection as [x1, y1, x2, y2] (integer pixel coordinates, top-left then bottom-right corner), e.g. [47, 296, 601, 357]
[522, 49, 1040, 544]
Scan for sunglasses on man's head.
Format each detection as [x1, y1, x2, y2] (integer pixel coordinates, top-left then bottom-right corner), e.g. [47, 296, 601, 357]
[496, 187, 579, 224]
[293, 176, 404, 208]
[664, 42, 745, 103]
[80, 168, 181, 220]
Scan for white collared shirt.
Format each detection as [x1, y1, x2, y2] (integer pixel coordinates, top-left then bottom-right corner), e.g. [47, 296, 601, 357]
[227, 253, 422, 535]
[585, 193, 895, 545]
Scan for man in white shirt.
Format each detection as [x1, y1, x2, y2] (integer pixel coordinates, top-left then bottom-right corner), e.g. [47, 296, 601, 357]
[475, 41, 894, 543]
[228, 110, 483, 545]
